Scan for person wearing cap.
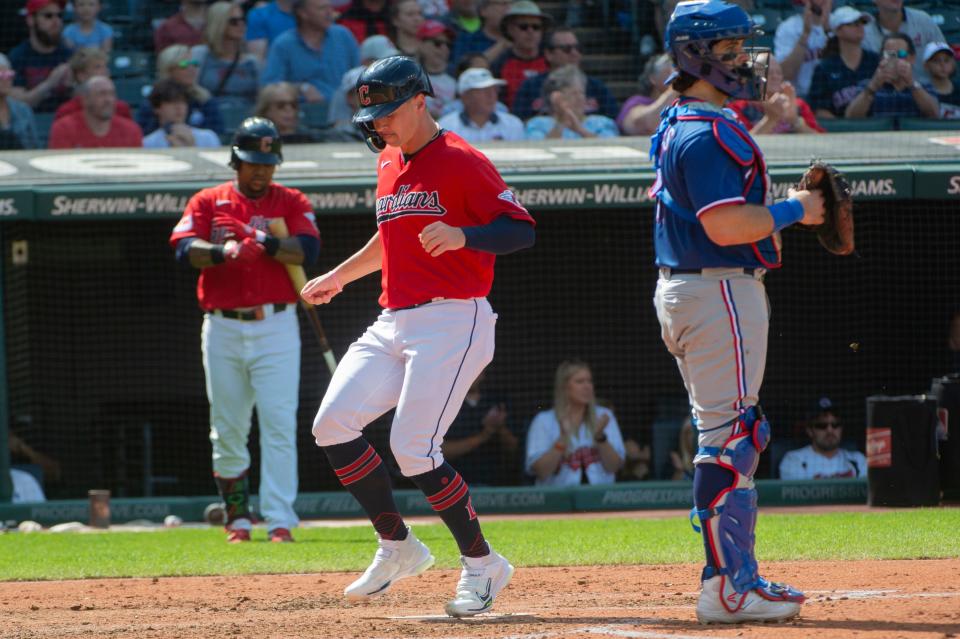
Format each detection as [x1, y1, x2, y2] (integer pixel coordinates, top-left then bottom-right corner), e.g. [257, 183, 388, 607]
[923, 42, 959, 119]
[862, 0, 945, 85]
[418, 20, 457, 117]
[845, 31, 939, 119]
[438, 67, 524, 141]
[154, 0, 209, 53]
[774, 0, 832, 99]
[808, 6, 880, 119]
[779, 397, 866, 480]
[247, 0, 297, 63]
[337, 0, 390, 47]
[388, 0, 426, 56]
[262, 0, 361, 104]
[48, 75, 143, 148]
[449, 0, 513, 76]
[491, 0, 551, 108]
[8, 0, 73, 113]
[511, 27, 618, 121]
[524, 64, 618, 139]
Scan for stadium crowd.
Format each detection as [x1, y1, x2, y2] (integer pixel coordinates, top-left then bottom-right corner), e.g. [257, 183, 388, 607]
[0, 0, 957, 150]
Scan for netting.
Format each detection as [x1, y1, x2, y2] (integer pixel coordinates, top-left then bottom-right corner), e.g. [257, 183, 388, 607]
[4, 199, 958, 499]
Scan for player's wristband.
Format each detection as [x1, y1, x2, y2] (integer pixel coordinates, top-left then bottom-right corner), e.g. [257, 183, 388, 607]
[210, 244, 226, 264]
[768, 199, 805, 232]
[253, 229, 267, 243]
[262, 236, 280, 256]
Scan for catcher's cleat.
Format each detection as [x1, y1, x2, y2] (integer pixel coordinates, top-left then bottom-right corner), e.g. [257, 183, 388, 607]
[697, 574, 804, 624]
[344, 527, 434, 600]
[226, 528, 251, 544]
[269, 528, 294, 543]
[444, 548, 514, 618]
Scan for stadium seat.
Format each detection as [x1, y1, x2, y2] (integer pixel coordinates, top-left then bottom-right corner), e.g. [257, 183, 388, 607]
[300, 102, 330, 130]
[114, 76, 150, 109]
[110, 50, 153, 79]
[928, 9, 960, 35]
[819, 117, 896, 132]
[898, 117, 960, 131]
[34, 112, 55, 148]
[218, 100, 253, 138]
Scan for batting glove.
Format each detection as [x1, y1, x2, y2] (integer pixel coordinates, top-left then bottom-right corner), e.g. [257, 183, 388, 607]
[223, 238, 265, 263]
[214, 214, 268, 243]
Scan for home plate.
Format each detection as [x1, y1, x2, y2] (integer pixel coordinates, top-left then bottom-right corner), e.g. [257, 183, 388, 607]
[386, 612, 538, 622]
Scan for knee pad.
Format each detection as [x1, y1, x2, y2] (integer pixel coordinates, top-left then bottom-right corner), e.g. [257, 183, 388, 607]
[699, 405, 769, 479]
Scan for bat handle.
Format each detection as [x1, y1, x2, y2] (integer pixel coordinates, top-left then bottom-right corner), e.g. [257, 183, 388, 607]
[323, 350, 338, 375]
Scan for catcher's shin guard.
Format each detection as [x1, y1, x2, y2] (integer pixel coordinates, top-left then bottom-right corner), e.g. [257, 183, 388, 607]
[214, 471, 252, 526]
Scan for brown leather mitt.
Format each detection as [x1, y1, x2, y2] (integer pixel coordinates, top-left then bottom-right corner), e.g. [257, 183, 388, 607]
[795, 161, 855, 256]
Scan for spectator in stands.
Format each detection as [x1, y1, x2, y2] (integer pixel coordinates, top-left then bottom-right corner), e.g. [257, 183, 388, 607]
[55, 48, 134, 122]
[444, 0, 481, 43]
[0, 53, 40, 149]
[254, 81, 319, 142]
[63, 0, 112, 53]
[668, 416, 695, 481]
[862, 0, 945, 85]
[48, 75, 143, 147]
[192, 1, 260, 110]
[511, 28, 617, 121]
[923, 42, 960, 119]
[326, 35, 398, 126]
[155, 0, 208, 52]
[438, 67, 524, 140]
[492, 0, 552, 109]
[262, 0, 360, 105]
[728, 52, 824, 134]
[388, 0, 426, 57]
[246, 0, 296, 63]
[440, 51, 509, 116]
[8, 0, 73, 113]
[845, 32, 939, 119]
[525, 359, 625, 486]
[9, 431, 61, 488]
[774, 0, 832, 99]
[617, 52, 677, 136]
[809, 6, 880, 120]
[337, 0, 390, 46]
[525, 65, 619, 139]
[449, 0, 512, 75]
[417, 20, 456, 117]
[779, 396, 866, 479]
[143, 78, 221, 148]
[138, 45, 224, 135]
[441, 371, 521, 486]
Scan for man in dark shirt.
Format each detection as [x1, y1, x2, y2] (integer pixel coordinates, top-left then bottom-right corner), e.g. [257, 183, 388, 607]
[8, 0, 73, 113]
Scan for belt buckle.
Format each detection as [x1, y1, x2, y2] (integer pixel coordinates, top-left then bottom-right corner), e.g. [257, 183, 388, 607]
[254, 306, 265, 321]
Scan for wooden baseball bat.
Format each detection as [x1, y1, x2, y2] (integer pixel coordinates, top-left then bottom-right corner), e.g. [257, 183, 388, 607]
[267, 218, 338, 374]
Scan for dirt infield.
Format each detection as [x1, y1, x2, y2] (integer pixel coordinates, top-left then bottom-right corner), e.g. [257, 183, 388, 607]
[3, 558, 958, 639]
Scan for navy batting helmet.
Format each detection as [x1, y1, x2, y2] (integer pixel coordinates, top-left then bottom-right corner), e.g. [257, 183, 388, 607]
[665, 0, 767, 100]
[352, 56, 433, 152]
[229, 117, 283, 169]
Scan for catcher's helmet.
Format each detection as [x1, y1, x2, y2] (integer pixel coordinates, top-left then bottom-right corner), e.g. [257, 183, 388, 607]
[665, 0, 767, 100]
[229, 117, 283, 169]
[352, 56, 433, 152]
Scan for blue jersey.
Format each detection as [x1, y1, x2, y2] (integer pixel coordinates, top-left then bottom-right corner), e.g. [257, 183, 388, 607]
[649, 97, 781, 270]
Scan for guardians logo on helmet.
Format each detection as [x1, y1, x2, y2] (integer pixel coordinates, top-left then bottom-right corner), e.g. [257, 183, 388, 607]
[229, 117, 283, 169]
[352, 56, 434, 152]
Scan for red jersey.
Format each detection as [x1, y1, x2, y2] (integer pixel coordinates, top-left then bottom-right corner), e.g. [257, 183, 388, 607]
[492, 52, 547, 108]
[54, 96, 133, 122]
[375, 131, 534, 309]
[47, 112, 143, 149]
[169, 181, 319, 310]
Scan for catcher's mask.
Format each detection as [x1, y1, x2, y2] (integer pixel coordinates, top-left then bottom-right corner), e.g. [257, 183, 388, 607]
[352, 56, 434, 153]
[666, 0, 769, 101]
[229, 117, 283, 169]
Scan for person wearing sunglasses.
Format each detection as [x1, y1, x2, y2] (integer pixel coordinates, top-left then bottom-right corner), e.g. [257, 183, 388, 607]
[511, 27, 618, 121]
[808, 6, 880, 119]
[417, 20, 457, 117]
[154, 0, 209, 53]
[861, 0, 945, 85]
[779, 397, 866, 480]
[845, 32, 939, 119]
[137, 44, 225, 136]
[192, 1, 260, 110]
[253, 81, 319, 143]
[491, 0, 551, 108]
[0, 53, 40, 149]
[8, 0, 73, 113]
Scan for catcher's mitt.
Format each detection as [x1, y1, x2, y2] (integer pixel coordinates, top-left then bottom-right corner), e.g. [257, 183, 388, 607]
[794, 161, 855, 256]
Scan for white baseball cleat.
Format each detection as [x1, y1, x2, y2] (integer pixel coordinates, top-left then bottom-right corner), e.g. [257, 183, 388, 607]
[344, 527, 435, 601]
[696, 574, 804, 624]
[444, 548, 515, 618]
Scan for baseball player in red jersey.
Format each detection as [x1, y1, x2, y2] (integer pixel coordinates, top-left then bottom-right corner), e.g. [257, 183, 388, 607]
[301, 56, 535, 617]
[169, 117, 320, 544]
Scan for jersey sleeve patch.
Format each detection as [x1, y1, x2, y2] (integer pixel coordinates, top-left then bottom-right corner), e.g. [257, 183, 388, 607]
[712, 118, 755, 167]
[173, 214, 194, 233]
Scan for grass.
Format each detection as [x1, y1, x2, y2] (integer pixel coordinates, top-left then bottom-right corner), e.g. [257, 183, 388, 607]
[0, 509, 957, 581]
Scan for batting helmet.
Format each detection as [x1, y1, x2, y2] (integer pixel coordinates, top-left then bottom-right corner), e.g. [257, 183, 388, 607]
[229, 117, 283, 169]
[665, 0, 767, 100]
[352, 56, 434, 152]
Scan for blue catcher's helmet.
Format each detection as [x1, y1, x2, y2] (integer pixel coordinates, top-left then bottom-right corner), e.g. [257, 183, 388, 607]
[665, 0, 767, 100]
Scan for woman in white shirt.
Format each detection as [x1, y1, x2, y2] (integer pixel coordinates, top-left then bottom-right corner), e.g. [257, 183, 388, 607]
[525, 359, 625, 486]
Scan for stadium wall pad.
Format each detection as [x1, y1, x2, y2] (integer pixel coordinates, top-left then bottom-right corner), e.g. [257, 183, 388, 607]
[0, 479, 868, 527]
[0, 136, 958, 503]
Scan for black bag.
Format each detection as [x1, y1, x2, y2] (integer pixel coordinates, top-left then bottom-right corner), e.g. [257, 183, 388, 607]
[866, 395, 940, 507]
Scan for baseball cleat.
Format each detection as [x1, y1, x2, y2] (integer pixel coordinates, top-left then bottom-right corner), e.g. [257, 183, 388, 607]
[269, 528, 294, 543]
[696, 575, 804, 624]
[444, 548, 514, 618]
[226, 528, 251, 544]
[344, 527, 435, 601]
